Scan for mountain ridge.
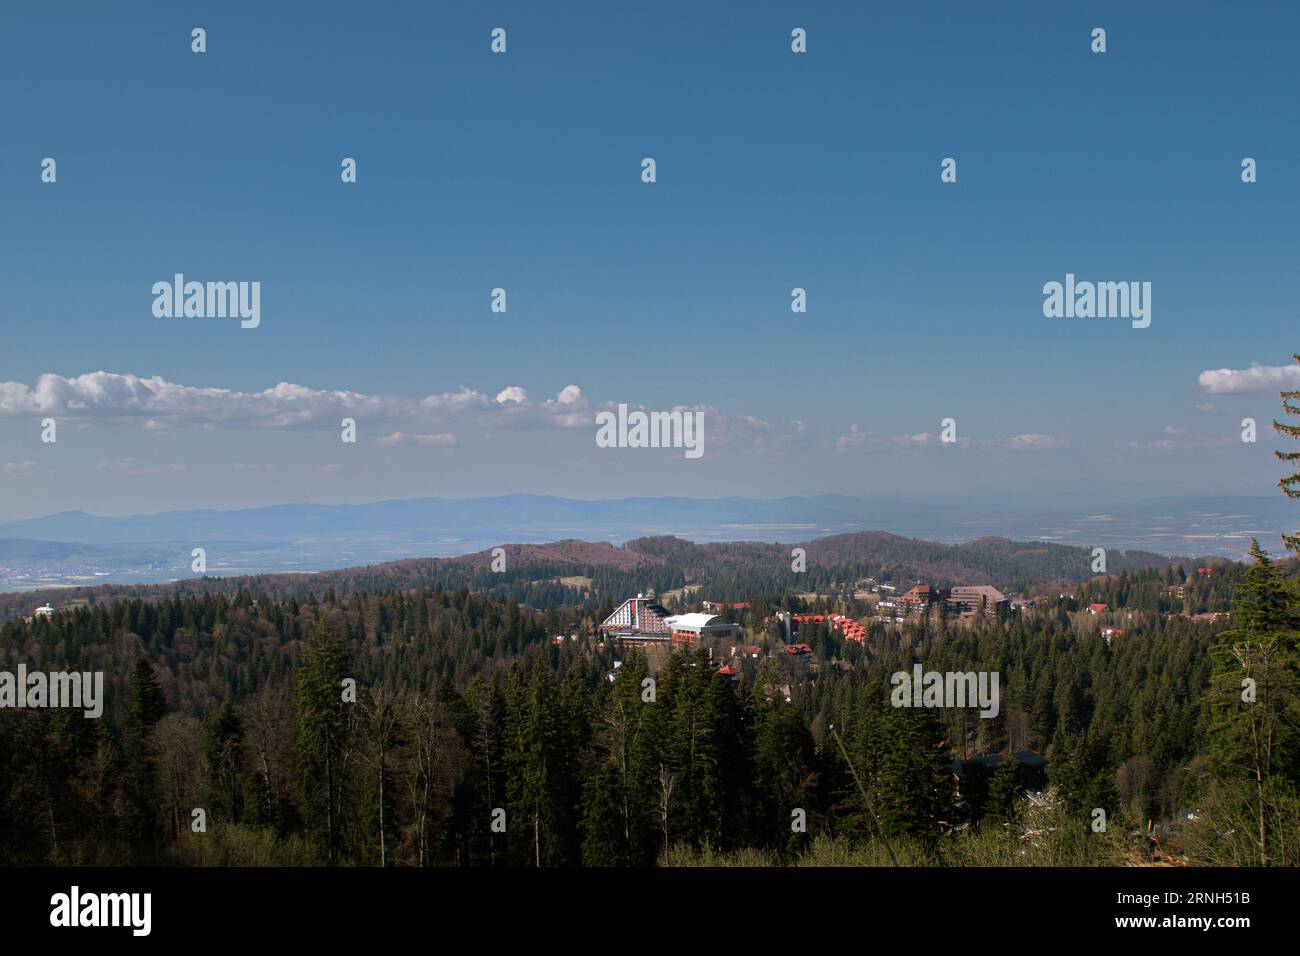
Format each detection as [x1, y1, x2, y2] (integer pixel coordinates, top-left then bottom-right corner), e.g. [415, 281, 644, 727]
[0, 529, 1224, 623]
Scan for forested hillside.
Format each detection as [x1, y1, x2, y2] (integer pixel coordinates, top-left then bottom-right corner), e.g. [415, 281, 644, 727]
[2, 539, 1296, 867]
[0, 531, 1193, 623]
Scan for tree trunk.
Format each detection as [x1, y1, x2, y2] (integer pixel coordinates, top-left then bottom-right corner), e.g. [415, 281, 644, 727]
[326, 751, 336, 864]
[378, 737, 386, 867]
[534, 802, 541, 867]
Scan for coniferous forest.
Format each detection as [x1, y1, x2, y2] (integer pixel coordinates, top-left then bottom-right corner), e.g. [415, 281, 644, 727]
[2, 539, 1297, 868]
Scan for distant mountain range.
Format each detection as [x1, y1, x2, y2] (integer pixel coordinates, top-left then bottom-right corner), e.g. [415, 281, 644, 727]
[0, 494, 988, 543]
[0, 493, 1291, 596]
[0, 526, 1238, 625]
[0, 539, 113, 562]
[0, 492, 1292, 545]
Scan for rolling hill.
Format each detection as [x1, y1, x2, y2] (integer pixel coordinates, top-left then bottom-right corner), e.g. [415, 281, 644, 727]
[0, 530, 1211, 623]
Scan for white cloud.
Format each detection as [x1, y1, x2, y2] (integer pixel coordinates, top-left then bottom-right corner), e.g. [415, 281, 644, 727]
[376, 431, 457, 447]
[478, 386, 595, 429]
[0, 371, 588, 432]
[95, 457, 186, 475]
[0, 372, 1070, 461]
[1121, 439, 1179, 451]
[999, 433, 1070, 450]
[1118, 435, 1234, 452]
[878, 431, 1060, 450]
[1198, 362, 1300, 395]
[835, 424, 869, 453]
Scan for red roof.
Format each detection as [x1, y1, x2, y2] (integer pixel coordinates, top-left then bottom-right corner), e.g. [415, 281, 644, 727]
[792, 614, 866, 642]
[717, 664, 740, 676]
[840, 621, 867, 643]
[785, 643, 813, 655]
[1089, 603, 1109, 613]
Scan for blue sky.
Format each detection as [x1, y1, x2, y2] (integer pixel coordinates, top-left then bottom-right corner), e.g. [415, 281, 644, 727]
[0, 1, 1297, 519]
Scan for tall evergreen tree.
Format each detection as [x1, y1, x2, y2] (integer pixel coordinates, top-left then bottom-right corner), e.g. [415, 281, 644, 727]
[1273, 352, 1300, 554]
[202, 701, 243, 824]
[294, 622, 352, 863]
[986, 753, 1024, 825]
[1204, 539, 1300, 865]
[121, 658, 166, 852]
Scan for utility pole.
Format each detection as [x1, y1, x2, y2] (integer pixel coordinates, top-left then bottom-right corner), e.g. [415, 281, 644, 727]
[830, 723, 898, 866]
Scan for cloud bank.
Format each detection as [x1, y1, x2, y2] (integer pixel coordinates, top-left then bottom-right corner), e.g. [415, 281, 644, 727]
[1198, 362, 1300, 395]
[0, 371, 587, 431]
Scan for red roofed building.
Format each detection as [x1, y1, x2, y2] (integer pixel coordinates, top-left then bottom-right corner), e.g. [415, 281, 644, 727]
[1088, 603, 1109, 614]
[839, 620, 868, 643]
[790, 613, 869, 644]
[900, 584, 940, 608]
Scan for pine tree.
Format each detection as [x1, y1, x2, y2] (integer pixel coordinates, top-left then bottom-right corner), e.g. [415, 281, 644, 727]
[662, 648, 728, 850]
[580, 760, 625, 866]
[504, 666, 580, 866]
[752, 694, 818, 852]
[588, 652, 658, 865]
[1273, 352, 1300, 553]
[121, 658, 166, 852]
[294, 622, 352, 863]
[1204, 539, 1300, 865]
[875, 705, 952, 843]
[986, 753, 1023, 824]
[202, 701, 243, 823]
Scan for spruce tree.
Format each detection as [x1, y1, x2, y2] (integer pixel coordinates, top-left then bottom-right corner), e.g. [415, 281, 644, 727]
[294, 622, 352, 863]
[1273, 352, 1300, 553]
[986, 753, 1024, 824]
[202, 701, 243, 823]
[121, 658, 166, 852]
[504, 666, 578, 866]
[580, 760, 625, 866]
[1204, 539, 1300, 864]
[752, 695, 818, 852]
